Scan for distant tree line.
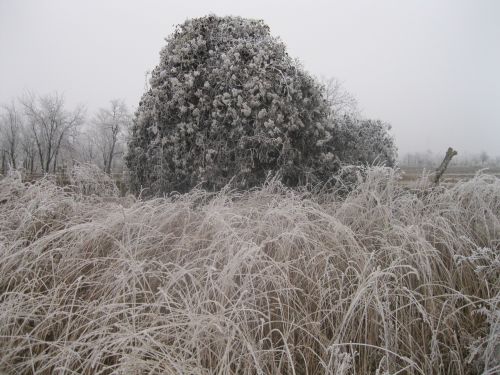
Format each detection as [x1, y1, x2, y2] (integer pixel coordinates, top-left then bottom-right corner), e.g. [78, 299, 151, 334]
[0, 93, 131, 176]
[1, 18, 401, 191]
[1, 17, 401, 188]
[1, 74, 397, 184]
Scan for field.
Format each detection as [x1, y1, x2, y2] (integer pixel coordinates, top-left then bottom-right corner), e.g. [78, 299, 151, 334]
[400, 166, 500, 185]
[0, 166, 499, 374]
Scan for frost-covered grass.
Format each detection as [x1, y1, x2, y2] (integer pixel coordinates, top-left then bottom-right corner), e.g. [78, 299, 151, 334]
[0, 167, 498, 374]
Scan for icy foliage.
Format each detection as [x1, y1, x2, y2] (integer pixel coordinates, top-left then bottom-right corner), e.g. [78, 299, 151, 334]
[126, 16, 337, 195]
[70, 162, 119, 197]
[330, 115, 397, 167]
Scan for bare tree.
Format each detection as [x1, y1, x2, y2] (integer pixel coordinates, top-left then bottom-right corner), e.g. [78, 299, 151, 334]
[93, 99, 130, 174]
[78, 129, 100, 164]
[20, 92, 85, 173]
[322, 77, 358, 121]
[480, 151, 489, 166]
[19, 123, 37, 173]
[0, 102, 22, 170]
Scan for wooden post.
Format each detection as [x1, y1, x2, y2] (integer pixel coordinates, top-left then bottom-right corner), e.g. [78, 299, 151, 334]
[434, 147, 457, 185]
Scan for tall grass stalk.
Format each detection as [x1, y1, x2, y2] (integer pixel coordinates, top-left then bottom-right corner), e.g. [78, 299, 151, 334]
[0, 166, 498, 374]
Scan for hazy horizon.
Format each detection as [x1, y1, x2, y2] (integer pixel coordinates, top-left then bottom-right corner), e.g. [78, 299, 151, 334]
[1, 0, 499, 156]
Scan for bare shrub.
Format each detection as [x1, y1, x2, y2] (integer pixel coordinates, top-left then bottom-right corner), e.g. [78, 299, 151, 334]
[69, 162, 119, 197]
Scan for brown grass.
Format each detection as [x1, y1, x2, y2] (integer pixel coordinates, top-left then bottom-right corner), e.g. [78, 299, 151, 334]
[0, 166, 498, 374]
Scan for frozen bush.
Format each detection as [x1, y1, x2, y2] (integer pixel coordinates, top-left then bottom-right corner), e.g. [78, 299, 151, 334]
[329, 115, 397, 167]
[126, 15, 337, 196]
[70, 162, 119, 197]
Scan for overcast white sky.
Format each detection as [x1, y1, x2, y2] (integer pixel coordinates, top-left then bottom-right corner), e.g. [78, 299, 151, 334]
[1, 0, 499, 155]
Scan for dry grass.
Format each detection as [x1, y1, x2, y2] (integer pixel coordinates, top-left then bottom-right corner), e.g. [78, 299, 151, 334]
[0, 166, 498, 374]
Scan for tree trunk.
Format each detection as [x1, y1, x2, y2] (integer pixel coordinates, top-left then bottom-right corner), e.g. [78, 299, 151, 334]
[52, 132, 66, 174]
[52, 145, 60, 173]
[1, 150, 5, 175]
[434, 147, 457, 185]
[45, 142, 52, 173]
[37, 148, 45, 173]
[9, 151, 16, 169]
[106, 141, 116, 174]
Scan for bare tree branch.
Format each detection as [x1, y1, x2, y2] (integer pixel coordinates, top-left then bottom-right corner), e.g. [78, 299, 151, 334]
[0, 101, 22, 169]
[92, 99, 131, 174]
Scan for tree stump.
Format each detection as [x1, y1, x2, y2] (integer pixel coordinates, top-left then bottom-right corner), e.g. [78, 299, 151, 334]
[434, 147, 457, 185]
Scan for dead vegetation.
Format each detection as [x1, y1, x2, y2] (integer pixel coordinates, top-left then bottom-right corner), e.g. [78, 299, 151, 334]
[0, 166, 498, 374]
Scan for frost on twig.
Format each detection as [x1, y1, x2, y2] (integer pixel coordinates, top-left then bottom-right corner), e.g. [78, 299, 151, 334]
[69, 163, 119, 197]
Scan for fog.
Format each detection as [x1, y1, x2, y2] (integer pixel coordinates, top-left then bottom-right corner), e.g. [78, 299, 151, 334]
[1, 0, 499, 155]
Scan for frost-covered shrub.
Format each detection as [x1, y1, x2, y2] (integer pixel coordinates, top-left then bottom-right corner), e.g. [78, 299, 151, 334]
[328, 115, 397, 167]
[70, 163, 119, 197]
[126, 15, 336, 195]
